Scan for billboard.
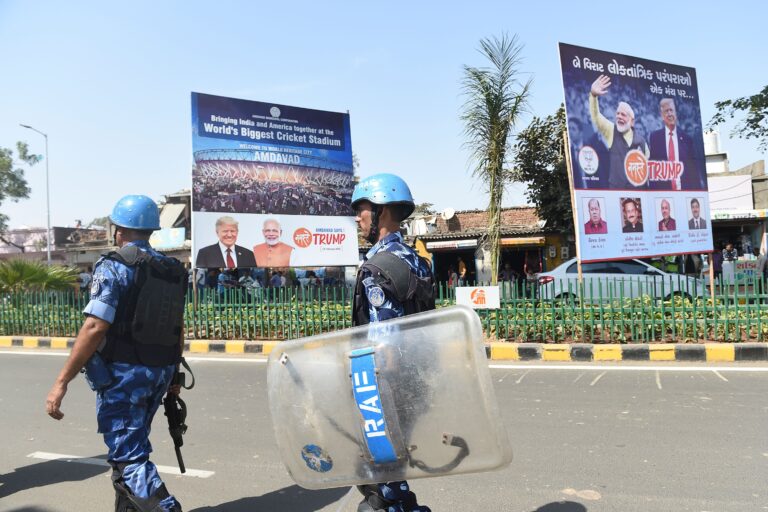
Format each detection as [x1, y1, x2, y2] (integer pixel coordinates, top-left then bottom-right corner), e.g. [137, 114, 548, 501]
[558, 43, 713, 262]
[191, 92, 358, 268]
[149, 228, 186, 250]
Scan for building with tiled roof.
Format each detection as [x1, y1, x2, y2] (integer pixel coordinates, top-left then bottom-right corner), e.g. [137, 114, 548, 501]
[406, 206, 571, 283]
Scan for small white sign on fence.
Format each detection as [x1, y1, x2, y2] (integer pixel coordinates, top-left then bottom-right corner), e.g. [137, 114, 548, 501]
[455, 286, 501, 310]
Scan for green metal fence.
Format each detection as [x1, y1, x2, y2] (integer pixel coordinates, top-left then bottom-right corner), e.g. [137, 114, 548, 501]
[0, 290, 90, 337]
[1, 276, 767, 343]
[187, 286, 354, 340]
[469, 275, 768, 343]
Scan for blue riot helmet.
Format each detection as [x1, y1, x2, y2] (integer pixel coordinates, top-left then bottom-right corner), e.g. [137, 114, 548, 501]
[109, 195, 161, 231]
[351, 173, 415, 244]
[351, 173, 415, 220]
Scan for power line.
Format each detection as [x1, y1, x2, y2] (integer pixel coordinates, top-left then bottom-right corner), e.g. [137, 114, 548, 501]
[707, 175, 753, 193]
[710, 191, 754, 203]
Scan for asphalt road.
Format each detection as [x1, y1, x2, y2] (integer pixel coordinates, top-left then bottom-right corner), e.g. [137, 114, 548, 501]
[1, 350, 766, 512]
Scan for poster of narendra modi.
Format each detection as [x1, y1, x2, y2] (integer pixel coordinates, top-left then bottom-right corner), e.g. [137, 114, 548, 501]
[558, 43, 713, 262]
[190, 92, 359, 268]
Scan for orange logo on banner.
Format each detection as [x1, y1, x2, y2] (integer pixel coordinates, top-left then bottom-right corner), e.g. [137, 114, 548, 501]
[624, 150, 648, 187]
[293, 228, 312, 248]
[470, 288, 486, 305]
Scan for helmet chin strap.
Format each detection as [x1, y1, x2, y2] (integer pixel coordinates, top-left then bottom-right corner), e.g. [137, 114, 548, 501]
[366, 206, 380, 245]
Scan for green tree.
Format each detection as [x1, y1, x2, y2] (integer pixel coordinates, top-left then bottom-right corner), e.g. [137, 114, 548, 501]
[412, 202, 437, 216]
[0, 142, 39, 249]
[708, 85, 768, 151]
[0, 259, 78, 293]
[88, 216, 111, 228]
[461, 34, 531, 284]
[512, 105, 573, 234]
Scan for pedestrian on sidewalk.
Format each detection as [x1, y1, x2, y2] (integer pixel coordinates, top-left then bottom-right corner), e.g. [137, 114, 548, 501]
[754, 248, 766, 277]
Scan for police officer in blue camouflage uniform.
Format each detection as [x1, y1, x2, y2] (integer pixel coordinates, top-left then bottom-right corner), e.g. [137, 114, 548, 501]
[351, 174, 434, 512]
[46, 195, 183, 512]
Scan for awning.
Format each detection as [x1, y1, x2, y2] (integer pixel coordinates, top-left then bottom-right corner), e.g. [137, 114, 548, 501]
[159, 203, 186, 228]
[500, 236, 545, 247]
[426, 239, 478, 250]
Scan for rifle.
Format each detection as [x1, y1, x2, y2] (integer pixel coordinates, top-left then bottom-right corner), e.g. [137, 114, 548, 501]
[163, 372, 189, 473]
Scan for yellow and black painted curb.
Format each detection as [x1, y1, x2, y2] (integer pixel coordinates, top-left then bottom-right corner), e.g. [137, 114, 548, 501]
[487, 342, 768, 362]
[184, 339, 279, 355]
[0, 336, 75, 350]
[0, 336, 281, 355]
[2, 336, 766, 362]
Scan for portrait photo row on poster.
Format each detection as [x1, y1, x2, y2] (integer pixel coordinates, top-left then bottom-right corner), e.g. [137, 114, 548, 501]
[558, 43, 713, 262]
[191, 92, 358, 268]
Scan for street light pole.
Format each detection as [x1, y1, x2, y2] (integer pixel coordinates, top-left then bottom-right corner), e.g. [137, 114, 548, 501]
[19, 124, 52, 264]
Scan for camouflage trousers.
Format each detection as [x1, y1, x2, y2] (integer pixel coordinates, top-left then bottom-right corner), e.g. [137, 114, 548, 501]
[96, 362, 180, 511]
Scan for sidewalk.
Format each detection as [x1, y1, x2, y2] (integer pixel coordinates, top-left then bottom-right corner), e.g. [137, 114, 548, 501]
[2, 336, 766, 362]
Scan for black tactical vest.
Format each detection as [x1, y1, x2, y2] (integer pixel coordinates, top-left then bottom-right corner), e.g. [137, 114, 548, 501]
[100, 245, 187, 366]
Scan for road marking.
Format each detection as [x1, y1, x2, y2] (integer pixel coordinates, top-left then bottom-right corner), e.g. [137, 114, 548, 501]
[589, 372, 606, 386]
[0, 351, 268, 363]
[573, 372, 585, 383]
[0, 350, 69, 357]
[185, 356, 267, 363]
[712, 370, 729, 382]
[488, 364, 768, 372]
[515, 370, 530, 384]
[27, 451, 214, 478]
[655, 371, 662, 390]
[562, 488, 602, 501]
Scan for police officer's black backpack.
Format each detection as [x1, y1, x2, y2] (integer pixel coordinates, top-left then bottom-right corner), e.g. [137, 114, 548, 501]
[353, 251, 436, 326]
[101, 245, 187, 367]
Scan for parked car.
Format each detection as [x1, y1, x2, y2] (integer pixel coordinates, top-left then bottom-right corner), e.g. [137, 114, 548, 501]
[537, 258, 707, 301]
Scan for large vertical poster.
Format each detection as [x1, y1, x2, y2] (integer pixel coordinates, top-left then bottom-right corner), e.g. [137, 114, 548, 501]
[191, 92, 358, 268]
[558, 43, 713, 262]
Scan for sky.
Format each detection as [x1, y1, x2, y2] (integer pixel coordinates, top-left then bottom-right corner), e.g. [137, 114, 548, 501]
[1, 0, 766, 229]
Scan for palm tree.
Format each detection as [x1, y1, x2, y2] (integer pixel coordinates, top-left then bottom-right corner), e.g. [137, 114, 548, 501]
[0, 259, 79, 293]
[461, 34, 531, 284]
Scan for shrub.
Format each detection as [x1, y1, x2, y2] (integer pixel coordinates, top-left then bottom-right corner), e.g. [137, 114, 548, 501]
[0, 259, 79, 293]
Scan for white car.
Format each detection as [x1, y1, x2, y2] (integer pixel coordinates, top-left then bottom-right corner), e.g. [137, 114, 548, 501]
[537, 258, 707, 301]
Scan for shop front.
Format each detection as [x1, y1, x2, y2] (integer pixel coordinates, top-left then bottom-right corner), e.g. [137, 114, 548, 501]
[416, 233, 567, 284]
[711, 209, 768, 256]
[421, 238, 478, 283]
[411, 206, 570, 284]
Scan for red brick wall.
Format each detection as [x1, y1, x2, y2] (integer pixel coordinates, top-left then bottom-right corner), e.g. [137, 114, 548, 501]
[435, 207, 540, 233]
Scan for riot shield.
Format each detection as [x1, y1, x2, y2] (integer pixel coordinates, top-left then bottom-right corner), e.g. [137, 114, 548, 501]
[267, 305, 512, 489]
